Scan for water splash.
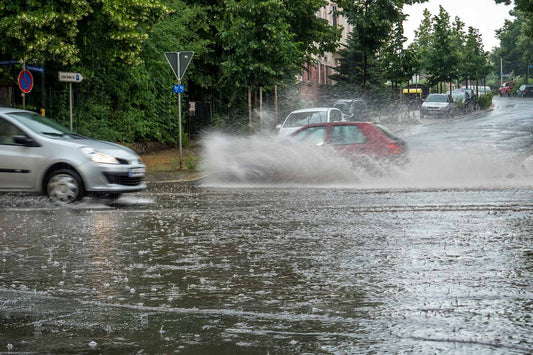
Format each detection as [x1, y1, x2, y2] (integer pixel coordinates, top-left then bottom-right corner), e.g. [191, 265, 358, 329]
[200, 132, 363, 186]
[199, 132, 532, 189]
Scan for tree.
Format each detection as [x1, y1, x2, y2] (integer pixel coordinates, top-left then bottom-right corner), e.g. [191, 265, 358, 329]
[381, 20, 418, 95]
[186, 0, 341, 131]
[491, 11, 528, 79]
[335, 0, 427, 92]
[495, 0, 533, 38]
[409, 8, 433, 75]
[425, 6, 459, 92]
[462, 26, 491, 91]
[0, 0, 90, 65]
[0, 0, 168, 66]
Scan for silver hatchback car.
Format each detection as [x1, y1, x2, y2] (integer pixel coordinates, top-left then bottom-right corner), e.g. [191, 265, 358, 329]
[0, 108, 147, 203]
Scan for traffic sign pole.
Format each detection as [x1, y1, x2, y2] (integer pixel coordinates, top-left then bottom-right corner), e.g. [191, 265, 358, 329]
[58, 72, 84, 131]
[69, 83, 73, 130]
[22, 61, 26, 110]
[178, 78, 183, 169]
[165, 51, 194, 170]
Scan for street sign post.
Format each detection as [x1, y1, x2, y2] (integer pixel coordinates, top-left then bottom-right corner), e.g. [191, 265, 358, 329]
[58, 72, 84, 130]
[165, 51, 194, 169]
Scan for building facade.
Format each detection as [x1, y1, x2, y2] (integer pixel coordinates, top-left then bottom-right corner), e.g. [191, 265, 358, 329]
[299, 2, 350, 105]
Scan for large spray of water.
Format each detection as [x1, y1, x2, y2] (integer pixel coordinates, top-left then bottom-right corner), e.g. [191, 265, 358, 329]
[199, 131, 532, 189]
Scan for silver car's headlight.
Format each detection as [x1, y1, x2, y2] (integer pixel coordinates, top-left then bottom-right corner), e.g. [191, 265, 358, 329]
[81, 147, 119, 164]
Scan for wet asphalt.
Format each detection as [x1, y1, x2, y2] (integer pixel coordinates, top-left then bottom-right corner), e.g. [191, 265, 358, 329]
[0, 97, 532, 354]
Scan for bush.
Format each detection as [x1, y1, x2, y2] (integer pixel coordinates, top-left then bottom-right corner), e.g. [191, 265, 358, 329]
[455, 98, 464, 111]
[478, 93, 493, 110]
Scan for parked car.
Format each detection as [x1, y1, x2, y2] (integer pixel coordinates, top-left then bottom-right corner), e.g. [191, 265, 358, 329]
[478, 86, 492, 96]
[420, 94, 455, 118]
[0, 108, 147, 203]
[290, 121, 408, 165]
[449, 89, 477, 112]
[276, 107, 345, 136]
[499, 81, 514, 96]
[516, 84, 533, 97]
[329, 99, 371, 121]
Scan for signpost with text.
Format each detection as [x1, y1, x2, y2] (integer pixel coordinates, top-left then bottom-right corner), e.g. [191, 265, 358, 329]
[165, 51, 194, 169]
[58, 71, 84, 130]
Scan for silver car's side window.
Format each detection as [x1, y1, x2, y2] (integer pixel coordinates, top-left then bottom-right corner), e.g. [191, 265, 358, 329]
[0, 119, 23, 145]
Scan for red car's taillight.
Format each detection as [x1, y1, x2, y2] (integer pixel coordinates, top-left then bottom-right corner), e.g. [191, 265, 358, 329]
[387, 143, 402, 154]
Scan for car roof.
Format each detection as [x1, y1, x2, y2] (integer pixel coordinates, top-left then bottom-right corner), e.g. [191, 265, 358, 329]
[0, 107, 28, 114]
[295, 121, 373, 129]
[289, 107, 338, 113]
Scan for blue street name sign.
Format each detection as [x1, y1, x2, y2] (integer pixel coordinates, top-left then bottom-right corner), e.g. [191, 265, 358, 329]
[173, 84, 185, 93]
[0, 59, 20, 65]
[0, 60, 44, 73]
[26, 64, 44, 73]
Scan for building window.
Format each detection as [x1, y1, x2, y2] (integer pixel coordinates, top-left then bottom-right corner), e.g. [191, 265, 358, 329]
[332, 6, 337, 27]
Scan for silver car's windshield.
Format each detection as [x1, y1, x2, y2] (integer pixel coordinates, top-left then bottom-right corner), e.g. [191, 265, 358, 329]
[7, 112, 71, 136]
[425, 94, 448, 103]
[284, 111, 327, 128]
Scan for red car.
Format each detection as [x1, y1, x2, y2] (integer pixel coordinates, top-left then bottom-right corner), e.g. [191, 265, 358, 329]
[291, 121, 408, 165]
[499, 81, 514, 96]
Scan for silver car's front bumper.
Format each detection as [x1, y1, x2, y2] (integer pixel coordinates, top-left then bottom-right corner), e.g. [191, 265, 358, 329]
[77, 160, 147, 193]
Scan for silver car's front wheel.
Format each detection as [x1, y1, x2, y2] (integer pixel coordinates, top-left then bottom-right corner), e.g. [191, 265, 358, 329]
[46, 170, 84, 204]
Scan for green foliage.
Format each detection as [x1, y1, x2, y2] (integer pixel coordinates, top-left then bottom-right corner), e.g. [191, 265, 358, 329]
[409, 6, 490, 92]
[183, 153, 199, 171]
[426, 6, 459, 88]
[478, 92, 493, 110]
[334, 0, 427, 91]
[0, 0, 90, 65]
[454, 98, 464, 111]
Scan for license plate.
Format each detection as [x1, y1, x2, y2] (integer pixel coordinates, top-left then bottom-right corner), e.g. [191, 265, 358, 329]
[128, 167, 145, 177]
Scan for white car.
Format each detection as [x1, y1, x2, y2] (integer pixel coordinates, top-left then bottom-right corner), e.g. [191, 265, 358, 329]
[478, 86, 492, 96]
[0, 108, 147, 203]
[420, 94, 455, 118]
[276, 107, 345, 136]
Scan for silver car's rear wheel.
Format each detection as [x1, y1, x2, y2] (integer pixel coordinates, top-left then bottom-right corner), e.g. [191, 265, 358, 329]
[46, 169, 84, 204]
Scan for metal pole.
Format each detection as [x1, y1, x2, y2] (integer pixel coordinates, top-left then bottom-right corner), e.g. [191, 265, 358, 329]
[178, 78, 183, 170]
[248, 87, 252, 135]
[259, 86, 262, 130]
[500, 57, 503, 87]
[69, 82, 73, 131]
[22, 60, 26, 110]
[274, 84, 278, 125]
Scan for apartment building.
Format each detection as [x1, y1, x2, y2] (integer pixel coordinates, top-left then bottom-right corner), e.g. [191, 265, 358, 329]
[299, 2, 350, 105]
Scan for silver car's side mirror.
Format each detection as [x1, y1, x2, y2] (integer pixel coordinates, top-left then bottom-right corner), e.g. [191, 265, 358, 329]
[14, 135, 39, 147]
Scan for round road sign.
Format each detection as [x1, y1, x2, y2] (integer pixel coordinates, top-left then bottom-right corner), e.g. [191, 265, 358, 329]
[18, 70, 33, 93]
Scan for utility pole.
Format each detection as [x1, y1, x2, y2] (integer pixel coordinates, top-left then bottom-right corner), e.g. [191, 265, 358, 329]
[500, 57, 503, 86]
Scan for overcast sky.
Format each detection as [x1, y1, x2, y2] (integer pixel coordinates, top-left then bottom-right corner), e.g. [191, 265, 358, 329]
[403, 0, 515, 51]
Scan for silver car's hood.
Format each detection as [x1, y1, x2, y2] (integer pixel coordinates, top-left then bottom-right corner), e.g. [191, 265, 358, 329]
[48, 135, 140, 160]
[422, 102, 449, 108]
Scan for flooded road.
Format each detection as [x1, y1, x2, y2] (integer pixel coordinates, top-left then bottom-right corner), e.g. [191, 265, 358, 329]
[1, 97, 532, 354]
